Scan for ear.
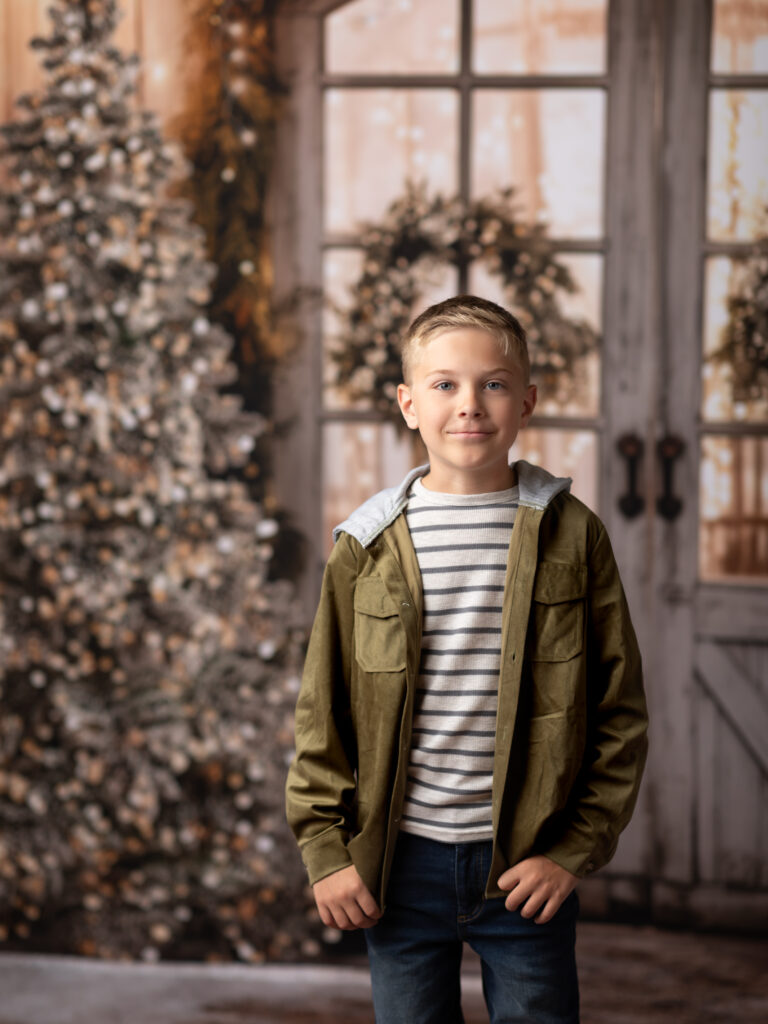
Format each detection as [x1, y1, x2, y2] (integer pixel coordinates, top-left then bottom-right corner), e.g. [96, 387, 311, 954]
[520, 384, 537, 427]
[397, 382, 419, 430]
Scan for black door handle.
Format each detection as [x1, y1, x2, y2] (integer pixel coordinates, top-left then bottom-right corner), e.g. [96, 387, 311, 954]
[617, 433, 645, 519]
[656, 435, 685, 521]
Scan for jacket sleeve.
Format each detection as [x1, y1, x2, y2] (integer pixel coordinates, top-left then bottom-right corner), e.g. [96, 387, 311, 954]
[285, 532, 360, 886]
[543, 522, 649, 877]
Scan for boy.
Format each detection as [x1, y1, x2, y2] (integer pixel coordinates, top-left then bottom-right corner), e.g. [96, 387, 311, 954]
[286, 295, 648, 1023]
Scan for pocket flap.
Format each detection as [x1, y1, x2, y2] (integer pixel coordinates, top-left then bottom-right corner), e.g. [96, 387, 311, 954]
[533, 563, 587, 604]
[354, 578, 400, 618]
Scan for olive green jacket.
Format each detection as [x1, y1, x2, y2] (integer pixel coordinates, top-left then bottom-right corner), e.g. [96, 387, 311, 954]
[286, 462, 648, 909]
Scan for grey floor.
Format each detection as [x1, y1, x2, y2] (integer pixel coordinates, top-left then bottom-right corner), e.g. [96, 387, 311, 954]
[1, 921, 766, 1023]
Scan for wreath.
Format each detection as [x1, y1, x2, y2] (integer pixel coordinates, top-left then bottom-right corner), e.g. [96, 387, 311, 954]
[330, 182, 600, 425]
[710, 229, 768, 405]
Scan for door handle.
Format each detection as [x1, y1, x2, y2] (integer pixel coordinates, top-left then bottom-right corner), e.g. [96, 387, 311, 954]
[656, 435, 685, 521]
[616, 433, 645, 519]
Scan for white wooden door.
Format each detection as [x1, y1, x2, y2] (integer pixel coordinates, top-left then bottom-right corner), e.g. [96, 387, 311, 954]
[591, 0, 768, 929]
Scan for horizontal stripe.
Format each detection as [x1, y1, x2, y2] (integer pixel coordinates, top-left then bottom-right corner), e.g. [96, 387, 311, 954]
[415, 543, 510, 553]
[412, 728, 496, 739]
[423, 622, 501, 630]
[413, 708, 497, 717]
[420, 667, 499, 676]
[420, 606, 503, 616]
[415, 745, 495, 757]
[408, 761, 492, 778]
[407, 502, 518, 514]
[402, 813, 493, 830]
[421, 647, 501, 656]
[420, 564, 507, 574]
[421, 589, 505, 598]
[405, 794, 490, 810]
[407, 774, 491, 796]
[416, 688, 498, 697]
[409, 521, 516, 533]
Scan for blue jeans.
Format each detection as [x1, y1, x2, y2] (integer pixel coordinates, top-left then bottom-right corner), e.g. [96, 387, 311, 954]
[364, 832, 579, 1024]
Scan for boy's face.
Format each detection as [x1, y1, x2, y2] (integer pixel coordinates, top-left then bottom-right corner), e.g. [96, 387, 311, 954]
[397, 327, 537, 494]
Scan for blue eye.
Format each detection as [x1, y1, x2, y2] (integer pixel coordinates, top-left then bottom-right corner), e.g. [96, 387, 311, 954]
[485, 380, 505, 391]
[435, 381, 454, 391]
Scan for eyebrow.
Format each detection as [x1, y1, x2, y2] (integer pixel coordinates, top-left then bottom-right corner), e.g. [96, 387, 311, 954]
[423, 367, 515, 377]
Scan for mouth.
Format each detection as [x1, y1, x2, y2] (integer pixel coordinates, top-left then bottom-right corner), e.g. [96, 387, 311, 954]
[449, 430, 493, 438]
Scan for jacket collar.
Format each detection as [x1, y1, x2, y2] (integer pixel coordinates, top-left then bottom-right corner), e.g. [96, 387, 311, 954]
[333, 461, 572, 548]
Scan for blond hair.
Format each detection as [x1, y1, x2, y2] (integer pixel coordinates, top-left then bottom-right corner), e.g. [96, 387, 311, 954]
[401, 295, 530, 384]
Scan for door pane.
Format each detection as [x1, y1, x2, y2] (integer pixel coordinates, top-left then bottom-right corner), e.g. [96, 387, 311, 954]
[473, 0, 607, 75]
[712, 0, 768, 73]
[700, 435, 768, 580]
[323, 251, 459, 412]
[322, 422, 415, 556]
[469, 253, 602, 417]
[510, 428, 598, 511]
[707, 89, 768, 242]
[325, 89, 458, 232]
[703, 256, 768, 424]
[325, 0, 460, 75]
[472, 89, 605, 238]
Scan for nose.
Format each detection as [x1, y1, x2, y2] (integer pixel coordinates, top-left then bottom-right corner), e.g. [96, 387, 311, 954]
[457, 385, 483, 417]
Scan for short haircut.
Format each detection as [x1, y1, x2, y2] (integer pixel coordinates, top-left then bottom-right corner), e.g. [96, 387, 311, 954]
[401, 294, 530, 384]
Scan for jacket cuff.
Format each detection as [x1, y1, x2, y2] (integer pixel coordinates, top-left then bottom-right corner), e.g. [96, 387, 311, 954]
[300, 828, 354, 886]
[542, 841, 602, 879]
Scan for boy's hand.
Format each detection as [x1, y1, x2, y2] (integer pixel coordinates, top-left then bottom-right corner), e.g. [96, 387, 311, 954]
[497, 855, 578, 924]
[312, 864, 382, 931]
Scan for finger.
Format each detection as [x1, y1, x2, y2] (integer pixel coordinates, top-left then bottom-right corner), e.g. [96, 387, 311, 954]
[518, 891, 548, 920]
[355, 887, 382, 921]
[328, 903, 355, 930]
[504, 885, 530, 913]
[534, 898, 561, 925]
[497, 868, 520, 892]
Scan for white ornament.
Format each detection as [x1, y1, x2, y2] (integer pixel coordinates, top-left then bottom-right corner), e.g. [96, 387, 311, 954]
[57, 152, 74, 169]
[57, 200, 75, 217]
[217, 536, 235, 554]
[256, 519, 279, 539]
[20, 201, 35, 219]
[237, 434, 255, 453]
[192, 317, 210, 336]
[181, 373, 198, 394]
[220, 166, 236, 182]
[22, 300, 40, 320]
[84, 152, 106, 172]
[35, 359, 52, 377]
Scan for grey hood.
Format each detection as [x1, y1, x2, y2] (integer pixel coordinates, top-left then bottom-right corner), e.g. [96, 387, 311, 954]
[333, 460, 572, 548]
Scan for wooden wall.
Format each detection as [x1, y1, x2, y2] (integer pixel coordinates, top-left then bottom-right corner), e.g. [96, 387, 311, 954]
[0, 0, 193, 130]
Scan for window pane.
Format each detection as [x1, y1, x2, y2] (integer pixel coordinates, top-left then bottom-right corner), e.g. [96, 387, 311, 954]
[707, 89, 768, 242]
[472, 90, 605, 238]
[700, 435, 768, 580]
[469, 253, 602, 417]
[325, 0, 460, 74]
[712, 0, 768, 74]
[510, 428, 599, 511]
[473, 0, 607, 75]
[323, 422, 416, 556]
[325, 89, 459, 233]
[323, 250, 459, 412]
[702, 256, 768, 424]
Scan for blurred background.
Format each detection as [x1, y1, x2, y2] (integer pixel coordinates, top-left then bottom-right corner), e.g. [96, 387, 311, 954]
[0, 0, 766, 988]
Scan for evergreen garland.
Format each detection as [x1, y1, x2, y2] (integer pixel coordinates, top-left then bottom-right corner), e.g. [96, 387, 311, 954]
[331, 183, 600, 422]
[710, 244, 768, 405]
[173, 0, 286, 501]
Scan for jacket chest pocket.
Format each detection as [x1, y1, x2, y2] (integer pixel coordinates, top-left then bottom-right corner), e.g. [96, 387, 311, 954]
[353, 579, 407, 673]
[529, 562, 586, 663]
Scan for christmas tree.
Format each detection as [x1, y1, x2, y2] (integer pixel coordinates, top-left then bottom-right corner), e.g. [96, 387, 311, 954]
[0, 0, 318, 962]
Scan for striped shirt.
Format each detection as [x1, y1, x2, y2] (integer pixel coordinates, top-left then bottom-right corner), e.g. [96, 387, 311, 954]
[400, 477, 518, 843]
